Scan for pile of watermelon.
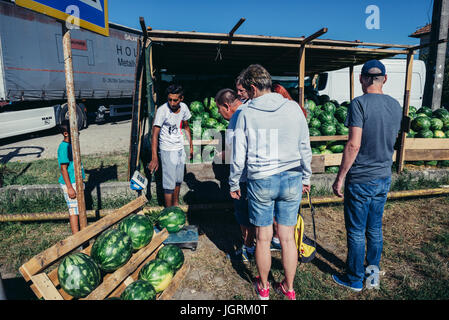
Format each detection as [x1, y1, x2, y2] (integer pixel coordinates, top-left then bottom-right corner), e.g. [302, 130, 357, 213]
[56, 208, 186, 300]
[188, 97, 229, 137]
[304, 95, 348, 173]
[408, 106, 449, 139]
[188, 98, 228, 164]
[406, 106, 449, 167]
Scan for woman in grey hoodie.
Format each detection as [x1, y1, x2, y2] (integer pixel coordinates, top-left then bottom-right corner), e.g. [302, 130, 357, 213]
[230, 64, 312, 300]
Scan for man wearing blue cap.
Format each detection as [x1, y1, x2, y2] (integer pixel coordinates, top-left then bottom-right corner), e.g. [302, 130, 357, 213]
[331, 60, 402, 291]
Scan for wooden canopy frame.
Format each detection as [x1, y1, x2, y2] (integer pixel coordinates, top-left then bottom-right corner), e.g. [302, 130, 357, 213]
[129, 17, 426, 175]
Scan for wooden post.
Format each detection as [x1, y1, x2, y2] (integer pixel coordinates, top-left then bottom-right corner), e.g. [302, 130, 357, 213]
[349, 65, 355, 101]
[62, 27, 87, 230]
[298, 45, 306, 108]
[396, 50, 414, 173]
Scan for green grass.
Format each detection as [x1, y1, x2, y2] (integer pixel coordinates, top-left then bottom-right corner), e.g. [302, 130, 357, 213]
[0, 152, 129, 187]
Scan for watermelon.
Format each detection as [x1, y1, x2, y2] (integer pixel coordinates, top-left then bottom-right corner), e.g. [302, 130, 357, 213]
[411, 116, 431, 132]
[120, 280, 156, 300]
[418, 106, 433, 117]
[190, 101, 204, 114]
[57, 252, 101, 298]
[335, 107, 348, 123]
[329, 144, 345, 153]
[407, 129, 416, 138]
[209, 107, 221, 120]
[409, 112, 417, 120]
[430, 118, 444, 130]
[432, 108, 449, 120]
[309, 117, 321, 129]
[204, 117, 218, 129]
[439, 160, 449, 167]
[139, 259, 174, 293]
[325, 166, 340, 173]
[336, 123, 349, 135]
[203, 97, 217, 110]
[409, 106, 417, 114]
[341, 101, 350, 107]
[330, 100, 340, 108]
[433, 130, 446, 138]
[417, 129, 434, 138]
[320, 149, 333, 155]
[318, 111, 335, 125]
[323, 102, 336, 114]
[309, 128, 321, 136]
[445, 130, 449, 138]
[305, 99, 317, 114]
[443, 118, 449, 130]
[119, 214, 154, 251]
[425, 160, 438, 166]
[156, 244, 185, 272]
[415, 113, 428, 119]
[215, 123, 227, 132]
[311, 148, 321, 155]
[91, 229, 133, 272]
[320, 123, 337, 136]
[158, 206, 186, 233]
[318, 94, 330, 105]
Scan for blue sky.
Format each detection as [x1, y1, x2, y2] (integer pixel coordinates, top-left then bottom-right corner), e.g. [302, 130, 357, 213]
[108, 0, 433, 46]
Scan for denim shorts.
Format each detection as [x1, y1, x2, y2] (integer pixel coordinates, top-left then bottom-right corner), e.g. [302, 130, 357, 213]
[159, 148, 186, 193]
[247, 170, 303, 227]
[233, 182, 252, 227]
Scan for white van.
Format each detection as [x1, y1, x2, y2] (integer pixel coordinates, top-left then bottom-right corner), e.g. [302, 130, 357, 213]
[316, 58, 426, 108]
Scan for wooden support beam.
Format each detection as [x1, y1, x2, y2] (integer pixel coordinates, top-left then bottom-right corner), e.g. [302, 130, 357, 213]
[349, 65, 355, 101]
[229, 18, 246, 37]
[298, 45, 306, 108]
[396, 50, 414, 173]
[302, 27, 328, 45]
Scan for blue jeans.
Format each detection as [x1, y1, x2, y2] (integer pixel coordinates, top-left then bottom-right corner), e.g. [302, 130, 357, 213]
[343, 176, 392, 283]
[247, 170, 303, 227]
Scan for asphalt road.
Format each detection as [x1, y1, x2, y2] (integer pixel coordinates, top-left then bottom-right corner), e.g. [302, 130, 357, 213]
[0, 118, 133, 163]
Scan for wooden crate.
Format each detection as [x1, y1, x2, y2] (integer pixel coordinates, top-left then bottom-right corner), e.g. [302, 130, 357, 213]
[19, 195, 188, 300]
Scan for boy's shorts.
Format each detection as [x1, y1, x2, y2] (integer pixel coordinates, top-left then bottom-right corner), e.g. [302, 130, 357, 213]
[60, 183, 80, 216]
[159, 148, 186, 194]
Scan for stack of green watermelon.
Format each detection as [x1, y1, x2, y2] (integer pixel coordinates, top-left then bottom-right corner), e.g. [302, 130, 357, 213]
[408, 106, 449, 139]
[306, 96, 349, 173]
[188, 97, 229, 137]
[407, 106, 449, 167]
[307, 98, 349, 137]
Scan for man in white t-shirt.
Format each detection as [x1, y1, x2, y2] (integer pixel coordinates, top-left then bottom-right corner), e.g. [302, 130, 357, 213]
[148, 84, 193, 207]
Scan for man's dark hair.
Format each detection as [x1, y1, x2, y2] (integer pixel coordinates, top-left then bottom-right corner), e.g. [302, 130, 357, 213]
[58, 120, 70, 135]
[215, 88, 239, 106]
[166, 83, 184, 97]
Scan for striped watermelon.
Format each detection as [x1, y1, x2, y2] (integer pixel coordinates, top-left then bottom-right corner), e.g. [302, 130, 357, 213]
[156, 245, 185, 272]
[91, 229, 133, 272]
[120, 280, 156, 300]
[139, 259, 174, 293]
[57, 252, 101, 298]
[158, 206, 186, 233]
[119, 214, 154, 250]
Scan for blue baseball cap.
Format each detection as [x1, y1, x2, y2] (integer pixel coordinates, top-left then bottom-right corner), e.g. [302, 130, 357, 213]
[361, 60, 386, 76]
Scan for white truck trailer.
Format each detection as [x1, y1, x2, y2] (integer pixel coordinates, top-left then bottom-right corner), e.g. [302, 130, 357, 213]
[0, 0, 140, 139]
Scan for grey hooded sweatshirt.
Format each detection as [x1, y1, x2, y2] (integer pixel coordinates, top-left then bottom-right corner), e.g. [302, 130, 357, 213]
[229, 92, 312, 192]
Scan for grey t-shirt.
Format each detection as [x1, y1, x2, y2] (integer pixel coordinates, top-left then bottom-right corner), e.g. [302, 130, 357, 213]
[345, 93, 402, 183]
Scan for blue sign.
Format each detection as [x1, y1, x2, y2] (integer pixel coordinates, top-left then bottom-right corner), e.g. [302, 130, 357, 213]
[16, 0, 109, 36]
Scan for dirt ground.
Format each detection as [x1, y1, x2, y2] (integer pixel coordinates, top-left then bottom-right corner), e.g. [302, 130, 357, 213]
[169, 195, 449, 300]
